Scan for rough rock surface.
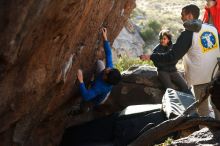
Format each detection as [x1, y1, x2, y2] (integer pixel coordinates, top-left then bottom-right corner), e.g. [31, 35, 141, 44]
[0, 0, 135, 146]
[112, 20, 144, 60]
[171, 128, 220, 146]
[108, 65, 165, 110]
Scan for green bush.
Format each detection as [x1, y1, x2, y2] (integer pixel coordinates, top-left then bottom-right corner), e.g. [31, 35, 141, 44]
[130, 8, 145, 20]
[148, 20, 161, 34]
[140, 20, 162, 43]
[155, 137, 174, 146]
[115, 55, 154, 72]
[141, 28, 155, 42]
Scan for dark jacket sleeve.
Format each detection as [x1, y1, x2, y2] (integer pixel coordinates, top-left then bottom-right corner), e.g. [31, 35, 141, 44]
[79, 83, 98, 101]
[152, 44, 161, 54]
[150, 30, 193, 63]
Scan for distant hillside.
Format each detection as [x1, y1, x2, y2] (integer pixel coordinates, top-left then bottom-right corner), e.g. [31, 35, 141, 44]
[131, 0, 206, 51]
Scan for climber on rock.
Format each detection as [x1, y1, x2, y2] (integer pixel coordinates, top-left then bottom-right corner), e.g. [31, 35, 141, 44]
[76, 28, 122, 111]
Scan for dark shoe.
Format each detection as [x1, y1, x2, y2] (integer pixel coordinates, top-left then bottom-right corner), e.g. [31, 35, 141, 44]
[67, 102, 94, 116]
[80, 101, 94, 113]
[67, 105, 82, 116]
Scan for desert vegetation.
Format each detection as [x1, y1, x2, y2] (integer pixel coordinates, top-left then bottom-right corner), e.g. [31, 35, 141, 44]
[131, 0, 206, 50]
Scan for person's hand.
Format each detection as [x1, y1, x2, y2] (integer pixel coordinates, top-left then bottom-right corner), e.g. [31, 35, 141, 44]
[77, 69, 84, 83]
[102, 27, 108, 41]
[139, 54, 150, 61]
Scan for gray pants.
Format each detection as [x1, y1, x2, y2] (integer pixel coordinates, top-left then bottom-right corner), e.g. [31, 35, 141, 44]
[193, 84, 220, 120]
[95, 60, 110, 104]
[158, 71, 191, 94]
[95, 60, 105, 76]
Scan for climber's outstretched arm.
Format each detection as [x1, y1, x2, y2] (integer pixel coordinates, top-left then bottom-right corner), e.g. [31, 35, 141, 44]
[102, 28, 113, 68]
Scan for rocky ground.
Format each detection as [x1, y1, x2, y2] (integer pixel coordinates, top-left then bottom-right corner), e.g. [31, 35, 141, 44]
[171, 128, 220, 146]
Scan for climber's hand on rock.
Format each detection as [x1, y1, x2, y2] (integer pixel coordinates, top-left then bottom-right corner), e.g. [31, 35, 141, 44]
[77, 69, 84, 83]
[140, 54, 150, 61]
[102, 27, 108, 41]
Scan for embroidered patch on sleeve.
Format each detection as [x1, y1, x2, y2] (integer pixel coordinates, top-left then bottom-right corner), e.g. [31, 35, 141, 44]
[199, 31, 218, 53]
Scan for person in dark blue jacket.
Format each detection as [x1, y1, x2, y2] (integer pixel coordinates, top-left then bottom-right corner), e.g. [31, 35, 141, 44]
[77, 28, 122, 107]
[140, 30, 191, 94]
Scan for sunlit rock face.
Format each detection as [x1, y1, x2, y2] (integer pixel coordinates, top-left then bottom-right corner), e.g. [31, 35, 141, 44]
[108, 65, 165, 110]
[171, 128, 220, 145]
[112, 20, 145, 60]
[0, 0, 135, 145]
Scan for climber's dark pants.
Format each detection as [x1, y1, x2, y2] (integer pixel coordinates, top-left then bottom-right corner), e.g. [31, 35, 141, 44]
[158, 71, 192, 94]
[96, 60, 105, 76]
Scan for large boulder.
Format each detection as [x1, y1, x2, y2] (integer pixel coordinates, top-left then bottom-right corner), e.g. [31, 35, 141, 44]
[0, 1, 135, 146]
[108, 65, 165, 110]
[112, 20, 145, 59]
